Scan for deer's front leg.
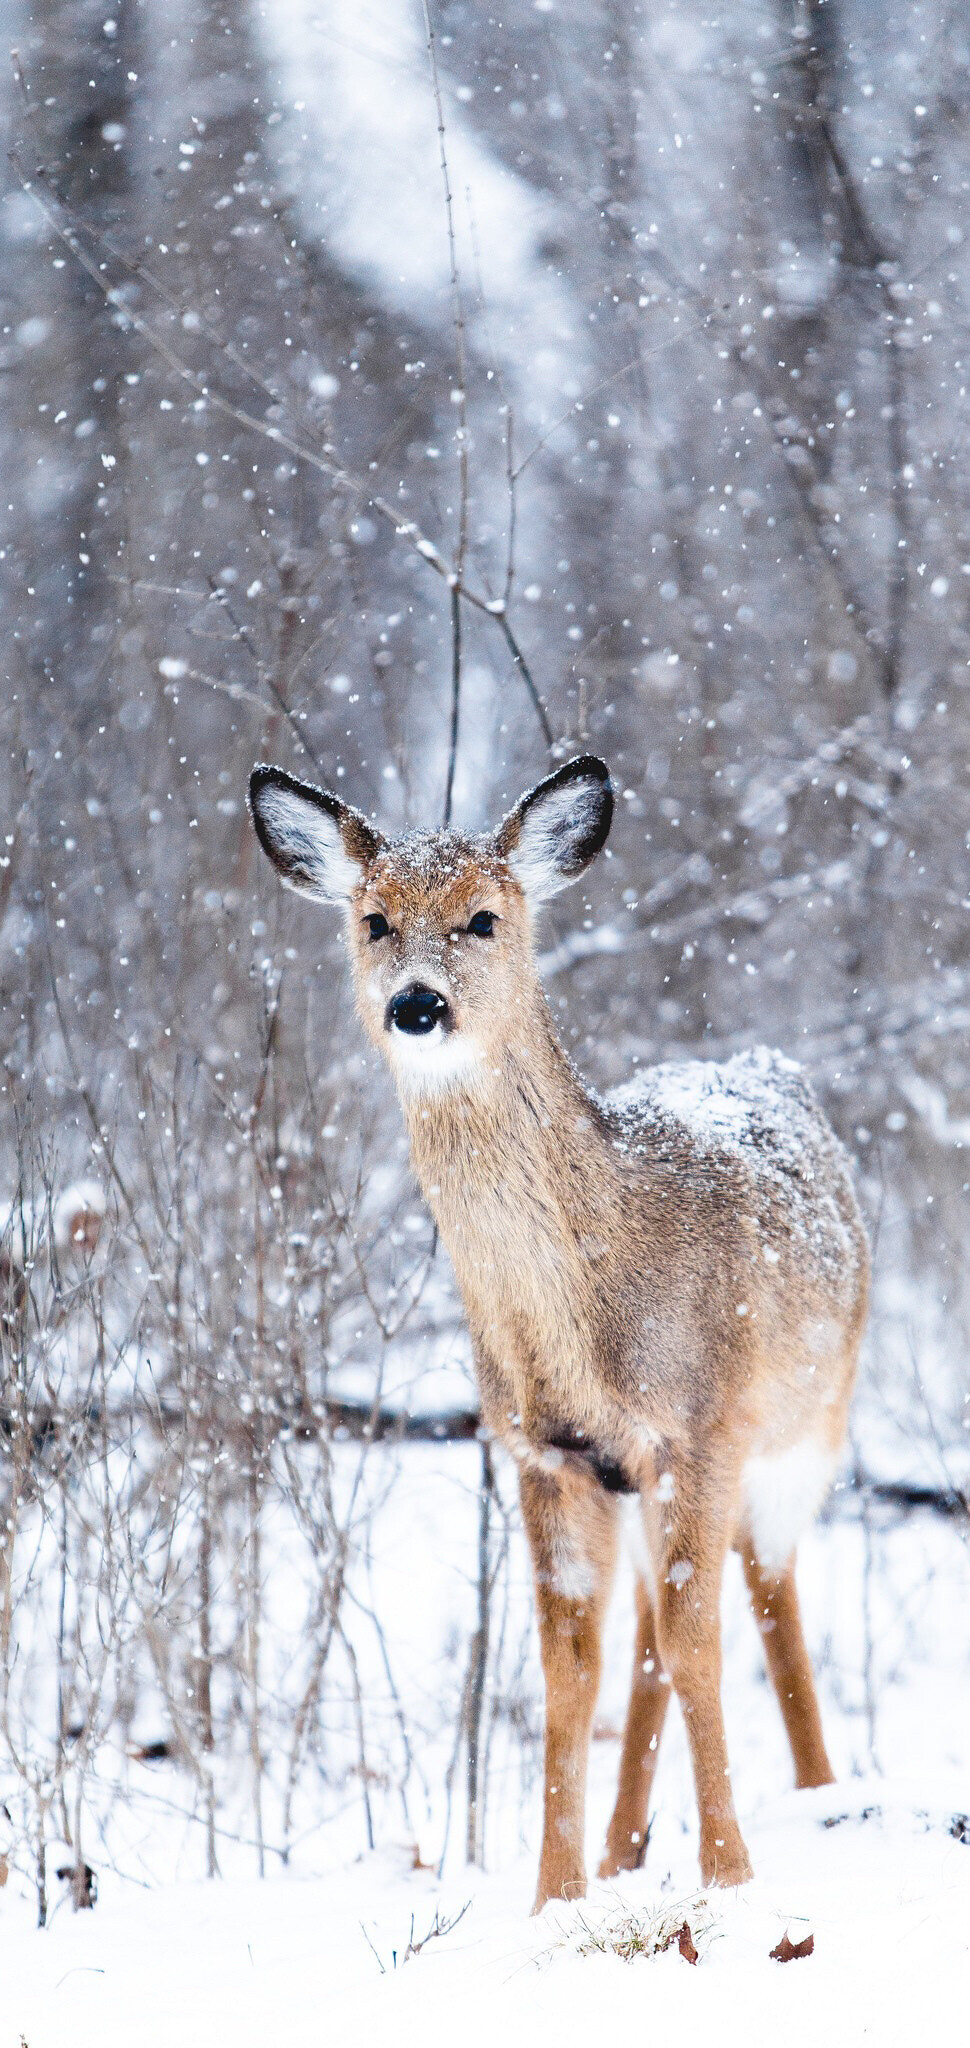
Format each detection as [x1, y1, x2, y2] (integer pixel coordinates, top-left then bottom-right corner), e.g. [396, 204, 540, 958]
[519, 1459, 618, 1912]
[652, 1461, 753, 1888]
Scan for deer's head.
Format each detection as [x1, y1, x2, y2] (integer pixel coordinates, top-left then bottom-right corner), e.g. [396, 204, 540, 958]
[248, 756, 613, 1094]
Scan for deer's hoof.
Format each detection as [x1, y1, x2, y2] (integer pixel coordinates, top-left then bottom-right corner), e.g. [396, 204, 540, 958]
[597, 1836, 647, 1879]
[701, 1836, 753, 1888]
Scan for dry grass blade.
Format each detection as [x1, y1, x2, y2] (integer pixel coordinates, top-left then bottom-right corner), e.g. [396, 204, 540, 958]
[555, 1897, 711, 1967]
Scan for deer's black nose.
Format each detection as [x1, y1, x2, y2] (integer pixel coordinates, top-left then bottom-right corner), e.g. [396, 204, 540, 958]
[387, 984, 450, 1036]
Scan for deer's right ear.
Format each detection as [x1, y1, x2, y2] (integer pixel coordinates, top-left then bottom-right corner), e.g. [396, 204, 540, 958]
[248, 765, 383, 902]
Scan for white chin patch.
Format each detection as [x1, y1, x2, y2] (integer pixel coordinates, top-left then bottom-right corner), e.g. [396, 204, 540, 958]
[387, 1024, 483, 1096]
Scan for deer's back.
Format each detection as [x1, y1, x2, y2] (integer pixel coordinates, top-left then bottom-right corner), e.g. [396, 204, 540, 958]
[606, 1045, 865, 1292]
[601, 1044, 869, 1427]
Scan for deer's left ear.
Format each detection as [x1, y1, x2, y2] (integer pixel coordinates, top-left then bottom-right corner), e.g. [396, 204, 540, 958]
[249, 765, 384, 902]
[494, 755, 613, 903]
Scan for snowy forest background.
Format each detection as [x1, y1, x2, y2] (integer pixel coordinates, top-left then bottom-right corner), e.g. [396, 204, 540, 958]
[1, 0, 969, 1928]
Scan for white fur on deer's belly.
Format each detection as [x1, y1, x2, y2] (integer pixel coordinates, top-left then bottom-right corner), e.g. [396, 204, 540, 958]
[388, 1026, 484, 1096]
[741, 1440, 835, 1569]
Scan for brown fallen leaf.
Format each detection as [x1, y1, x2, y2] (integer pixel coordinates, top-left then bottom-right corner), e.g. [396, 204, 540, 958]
[676, 1921, 699, 1966]
[770, 1931, 814, 1962]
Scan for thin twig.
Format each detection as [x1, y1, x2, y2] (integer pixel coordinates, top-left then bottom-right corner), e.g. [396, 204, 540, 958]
[465, 1440, 493, 1866]
[422, 0, 469, 819]
[9, 142, 555, 748]
[403, 1899, 471, 1962]
[444, 583, 462, 824]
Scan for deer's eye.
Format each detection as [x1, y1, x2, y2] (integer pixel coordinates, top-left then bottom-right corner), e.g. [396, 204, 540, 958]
[467, 910, 496, 938]
[365, 912, 391, 942]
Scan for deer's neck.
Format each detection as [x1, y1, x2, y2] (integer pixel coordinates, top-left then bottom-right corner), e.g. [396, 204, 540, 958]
[400, 990, 604, 1198]
[398, 991, 624, 1408]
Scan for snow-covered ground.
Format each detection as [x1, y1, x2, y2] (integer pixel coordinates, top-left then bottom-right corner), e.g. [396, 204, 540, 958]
[2, 1439, 969, 2046]
[5, 1776, 969, 2046]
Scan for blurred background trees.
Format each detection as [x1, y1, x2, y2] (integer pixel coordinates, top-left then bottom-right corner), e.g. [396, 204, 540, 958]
[1, 0, 969, 1915]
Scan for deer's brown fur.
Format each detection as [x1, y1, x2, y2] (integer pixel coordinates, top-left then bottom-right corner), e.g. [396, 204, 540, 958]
[249, 756, 870, 1910]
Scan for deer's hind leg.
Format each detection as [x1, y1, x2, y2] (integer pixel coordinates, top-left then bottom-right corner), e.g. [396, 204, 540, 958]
[599, 1572, 670, 1877]
[519, 1459, 618, 1912]
[743, 1552, 834, 1789]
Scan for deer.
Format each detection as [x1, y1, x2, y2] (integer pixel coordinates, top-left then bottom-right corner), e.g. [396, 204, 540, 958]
[248, 752, 870, 1910]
